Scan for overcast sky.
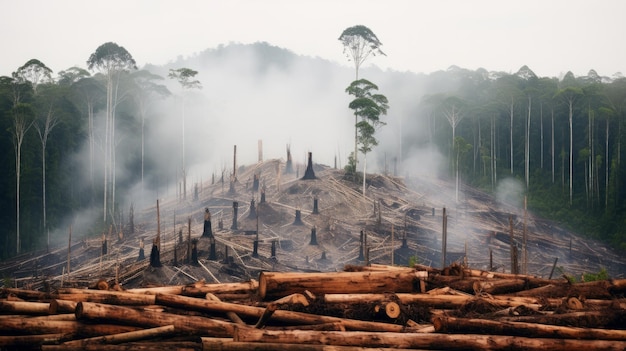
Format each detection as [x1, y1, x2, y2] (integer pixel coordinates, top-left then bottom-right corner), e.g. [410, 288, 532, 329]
[1, 0, 625, 79]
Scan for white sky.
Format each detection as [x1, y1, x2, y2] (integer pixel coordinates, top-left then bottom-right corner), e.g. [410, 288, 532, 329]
[1, 0, 625, 79]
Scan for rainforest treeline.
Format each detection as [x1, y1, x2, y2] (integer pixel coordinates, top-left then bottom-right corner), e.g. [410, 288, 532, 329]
[0, 42, 625, 259]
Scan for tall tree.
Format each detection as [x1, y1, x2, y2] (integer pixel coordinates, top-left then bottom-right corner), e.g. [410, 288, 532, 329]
[556, 83, 583, 206]
[9, 102, 34, 253]
[87, 42, 137, 222]
[168, 68, 201, 200]
[346, 79, 388, 195]
[58, 67, 103, 202]
[17, 59, 52, 95]
[339, 25, 385, 169]
[33, 83, 61, 249]
[131, 69, 170, 202]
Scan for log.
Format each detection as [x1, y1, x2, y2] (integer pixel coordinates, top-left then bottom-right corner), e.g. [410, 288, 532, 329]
[182, 280, 259, 297]
[472, 279, 529, 295]
[1, 288, 54, 300]
[322, 293, 545, 310]
[42, 341, 201, 351]
[60, 324, 177, 347]
[206, 293, 245, 325]
[201, 337, 419, 351]
[499, 309, 626, 329]
[373, 301, 401, 319]
[233, 327, 626, 351]
[0, 300, 50, 315]
[75, 301, 235, 336]
[0, 334, 63, 348]
[511, 280, 614, 299]
[0, 318, 138, 336]
[125, 285, 185, 295]
[57, 288, 157, 305]
[154, 293, 406, 332]
[49, 299, 78, 314]
[433, 316, 626, 340]
[258, 270, 426, 299]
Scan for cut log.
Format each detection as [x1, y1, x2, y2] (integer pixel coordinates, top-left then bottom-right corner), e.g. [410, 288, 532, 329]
[499, 309, 626, 329]
[511, 280, 614, 299]
[0, 300, 50, 315]
[49, 299, 78, 314]
[57, 288, 156, 305]
[154, 293, 406, 332]
[206, 293, 246, 325]
[125, 285, 185, 295]
[258, 270, 426, 299]
[201, 337, 419, 351]
[322, 293, 545, 310]
[59, 324, 177, 347]
[373, 301, 401, 319]
[182, 280, 259, 297]
[433, 316, 626, 340]
[0, 334, 63, 348]
[233, 327, 626, 351]
[75, 301, 235, 337]
[472, 279, 528, 295]
[1, 288, 54, 300]
[42, 341, 201, 351]
[0, 318, 138, 336]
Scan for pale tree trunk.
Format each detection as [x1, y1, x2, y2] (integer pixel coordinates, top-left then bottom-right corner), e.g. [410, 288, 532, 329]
[551, 109, 555, 184]
[539, 104, 543, 170]
[525, 95, 531, 189]
[605, 117, 609, 209]
[12, 112, 33, 254]
[510, 99, 515, 174]
[35, 105, 59, 250]
[362, 154, 366, 196]
[87, 101, 95, 202]
[568, 99, 574, 206]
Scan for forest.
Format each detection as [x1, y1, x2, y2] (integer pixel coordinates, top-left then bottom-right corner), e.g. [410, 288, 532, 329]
[1, 41, 625, 260]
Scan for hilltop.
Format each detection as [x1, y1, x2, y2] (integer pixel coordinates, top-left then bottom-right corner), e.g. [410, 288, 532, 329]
[1, 154, 624, 291]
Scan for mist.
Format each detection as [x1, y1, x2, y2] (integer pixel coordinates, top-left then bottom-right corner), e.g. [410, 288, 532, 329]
[51, 42, 477, 247]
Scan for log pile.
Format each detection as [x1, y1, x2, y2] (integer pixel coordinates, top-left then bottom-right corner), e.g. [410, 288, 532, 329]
[1, 263, 625, 350]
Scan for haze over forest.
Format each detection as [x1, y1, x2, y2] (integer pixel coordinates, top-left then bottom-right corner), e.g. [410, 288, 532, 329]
[1, 40, 626, 260]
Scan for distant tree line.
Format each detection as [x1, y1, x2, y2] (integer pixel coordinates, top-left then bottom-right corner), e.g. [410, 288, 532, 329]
[1, 40, 625, 260]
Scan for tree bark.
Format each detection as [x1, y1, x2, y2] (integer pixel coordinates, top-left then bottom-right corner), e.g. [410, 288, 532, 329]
[258, 270, 425, 300]
[233, 327, 626, 351]
[433, 316, 626, 340]
[202, 337, 418, 351]
[154, 293, 406, 332]
[59, 324, 177, 347]
[75, 301, 234, 337]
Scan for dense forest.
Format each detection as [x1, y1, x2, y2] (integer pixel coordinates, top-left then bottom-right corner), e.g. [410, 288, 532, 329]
[1, 41, 625, 260]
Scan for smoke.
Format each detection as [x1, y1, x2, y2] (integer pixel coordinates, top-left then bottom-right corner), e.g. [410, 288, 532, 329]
[495, 177, 525, 209]
[62, 42, 450, 242]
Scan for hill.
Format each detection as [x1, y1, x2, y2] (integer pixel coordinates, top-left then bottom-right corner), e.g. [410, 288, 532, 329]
[1, 154, 624, 291]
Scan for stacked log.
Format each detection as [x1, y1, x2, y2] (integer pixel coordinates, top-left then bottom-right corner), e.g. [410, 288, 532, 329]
[0, 264, 625, 350]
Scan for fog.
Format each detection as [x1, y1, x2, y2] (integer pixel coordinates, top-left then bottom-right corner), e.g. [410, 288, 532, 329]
[51, 42, 467, 245]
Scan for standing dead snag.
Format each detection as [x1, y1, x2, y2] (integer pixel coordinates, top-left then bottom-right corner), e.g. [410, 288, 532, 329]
[231, 201, 239, 230]
[202, 208, 213, 238]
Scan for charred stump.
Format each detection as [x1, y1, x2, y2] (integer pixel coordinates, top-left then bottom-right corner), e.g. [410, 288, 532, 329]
[313, 197, 319, 214]
[309, 226, 318, 245]
[137, 238, 145, 261]
[231, 202, 239, 230]
[149, 242, 161, 267]
[209, 238, 217, 261]
[248, 199, 257, 219]
[293, 209, 303, 225]
[253, 240, 259, 258]
[252, 173, 259, 192]
[284, 144, 294, 174]
[191, 239, 199, 265]
[271, 240, 277, 260]
[260, 187, 266, 203]
[302, 152, 316, 180]
[202, 208, 213, 238]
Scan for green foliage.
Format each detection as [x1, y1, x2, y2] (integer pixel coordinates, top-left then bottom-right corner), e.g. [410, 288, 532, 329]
[582, 267, 609, 282]
[408, 255, 420, 267]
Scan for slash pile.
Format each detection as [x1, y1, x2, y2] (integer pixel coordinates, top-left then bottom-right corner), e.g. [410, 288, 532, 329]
[1, 263, 625, 351]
